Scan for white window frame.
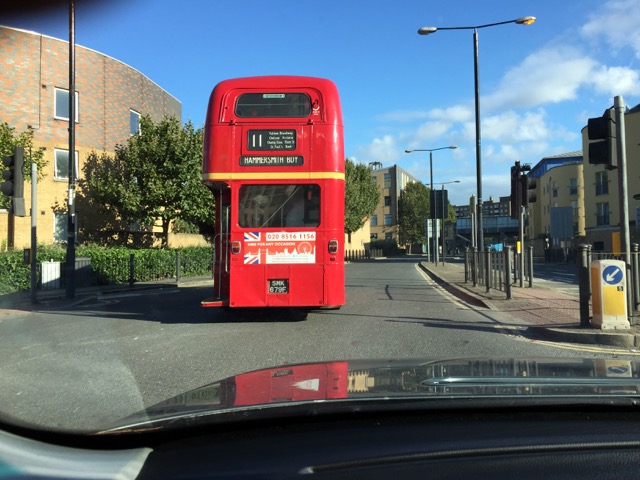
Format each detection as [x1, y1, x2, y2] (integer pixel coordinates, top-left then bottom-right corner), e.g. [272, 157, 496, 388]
[54, 148, 79, 181]
[54, 87, 79, 122]
[130, 109, 141, 135]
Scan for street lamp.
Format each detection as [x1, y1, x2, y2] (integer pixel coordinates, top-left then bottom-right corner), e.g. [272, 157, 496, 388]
[405, 146, 457, 263]
[434, 180, 460, 265]
[416, 16, 535, 253]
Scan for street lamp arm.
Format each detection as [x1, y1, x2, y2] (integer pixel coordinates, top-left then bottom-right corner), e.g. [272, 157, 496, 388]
[418, 16, 535, 34]
[405, 146, 457, 153]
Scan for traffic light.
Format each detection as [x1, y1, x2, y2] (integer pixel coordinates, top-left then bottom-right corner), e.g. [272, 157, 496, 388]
[510, 161, 533, 218]
[510, 162, 520, 220]
[522, 175, 537, 207]
[1, 146, 26, 217]
[587, 108, 617, 170]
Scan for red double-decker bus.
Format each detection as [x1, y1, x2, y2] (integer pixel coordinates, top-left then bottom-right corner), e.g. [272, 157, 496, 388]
[201, 76, 345, 313]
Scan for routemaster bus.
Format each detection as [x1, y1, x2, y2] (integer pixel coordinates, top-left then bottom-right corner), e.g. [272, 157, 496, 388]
[201, 76, 345, 313]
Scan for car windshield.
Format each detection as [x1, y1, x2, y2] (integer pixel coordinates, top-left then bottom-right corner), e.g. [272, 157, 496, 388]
[1, 0, 640, 436]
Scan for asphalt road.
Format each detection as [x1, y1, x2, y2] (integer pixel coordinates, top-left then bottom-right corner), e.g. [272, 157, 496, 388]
[532, 260, 579, 295]
[0, 257, 615, 432]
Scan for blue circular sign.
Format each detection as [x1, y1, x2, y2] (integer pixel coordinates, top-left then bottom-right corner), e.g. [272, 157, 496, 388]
[602, 265, 623, 286]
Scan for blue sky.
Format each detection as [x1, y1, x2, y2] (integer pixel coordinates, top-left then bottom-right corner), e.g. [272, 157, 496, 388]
[5, 0, 640, 205]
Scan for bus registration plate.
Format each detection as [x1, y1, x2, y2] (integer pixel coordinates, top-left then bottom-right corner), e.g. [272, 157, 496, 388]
[268, 279, 289, 294]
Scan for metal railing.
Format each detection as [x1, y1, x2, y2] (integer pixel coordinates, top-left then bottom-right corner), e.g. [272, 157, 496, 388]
[463, 245, 535, 299]
[344, 249, 384, 261]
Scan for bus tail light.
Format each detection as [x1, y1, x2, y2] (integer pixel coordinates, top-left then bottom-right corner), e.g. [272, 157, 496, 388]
[231, 241, 241, 255]
[328, 239, 339, 255]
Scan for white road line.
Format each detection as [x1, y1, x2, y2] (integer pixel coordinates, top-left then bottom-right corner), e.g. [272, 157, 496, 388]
[415, 264, 471, 310]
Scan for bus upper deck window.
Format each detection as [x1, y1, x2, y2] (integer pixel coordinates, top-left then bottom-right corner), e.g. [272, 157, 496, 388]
[235, 93, 312, 118]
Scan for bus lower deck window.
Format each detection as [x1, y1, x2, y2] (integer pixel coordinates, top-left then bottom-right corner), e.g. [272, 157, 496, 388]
[239, 184, 320, 228]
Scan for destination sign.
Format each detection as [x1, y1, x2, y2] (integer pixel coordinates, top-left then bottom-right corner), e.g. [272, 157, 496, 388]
[240, 156, 304, 166]
[247, 129, 296, 151]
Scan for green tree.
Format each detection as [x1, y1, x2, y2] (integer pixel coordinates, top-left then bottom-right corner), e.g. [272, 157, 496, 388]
[398, 181, 430, 246]
[0, 123, 47, 209]
[344, 159, 380, 234]
[79, 116, 214, 248]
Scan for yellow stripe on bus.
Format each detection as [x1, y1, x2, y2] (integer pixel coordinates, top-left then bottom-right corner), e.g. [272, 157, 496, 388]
[203, 172, 345, 181]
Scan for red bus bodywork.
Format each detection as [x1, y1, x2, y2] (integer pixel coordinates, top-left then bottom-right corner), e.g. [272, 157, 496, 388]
[202, 76, 345, 309]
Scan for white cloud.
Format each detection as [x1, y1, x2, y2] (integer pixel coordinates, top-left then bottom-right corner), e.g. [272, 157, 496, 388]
[355, 135, 400, 165]
[428, 105, 473, 123]
[589, 65, 640, 96]
[482, 110, 549, 143]
[582, 0, 640, 58]
[483, 46, 597, 111]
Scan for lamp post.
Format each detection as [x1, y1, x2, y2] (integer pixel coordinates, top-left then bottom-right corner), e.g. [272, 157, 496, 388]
[416, 16, 535, 253]
[405, 146, 457, 263]
[434, 180, 461, 265]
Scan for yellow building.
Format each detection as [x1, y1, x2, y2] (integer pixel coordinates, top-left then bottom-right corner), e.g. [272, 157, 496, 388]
[368, 163, 419, 245]
[582, 105, 640, 251]
[525, 152, 584, 256]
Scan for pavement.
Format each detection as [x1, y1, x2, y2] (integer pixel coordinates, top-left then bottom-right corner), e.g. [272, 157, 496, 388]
[0, 275, 213, 315]
[418, 259, 640, 349]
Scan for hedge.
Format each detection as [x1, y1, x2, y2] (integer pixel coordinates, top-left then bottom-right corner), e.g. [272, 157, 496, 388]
[0, 245, 213, 295]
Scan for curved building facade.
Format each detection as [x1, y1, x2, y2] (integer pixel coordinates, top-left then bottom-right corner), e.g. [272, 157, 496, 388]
[0, 25, 181, 248]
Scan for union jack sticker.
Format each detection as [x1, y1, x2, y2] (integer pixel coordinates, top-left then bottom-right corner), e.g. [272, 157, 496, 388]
[244, 232, 261, 241]
[244, 252, 261, 265]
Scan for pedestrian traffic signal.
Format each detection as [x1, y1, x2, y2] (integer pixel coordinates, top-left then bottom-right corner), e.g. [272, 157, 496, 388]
[1, 146, 26, 216]
[587, 108, 617, 170]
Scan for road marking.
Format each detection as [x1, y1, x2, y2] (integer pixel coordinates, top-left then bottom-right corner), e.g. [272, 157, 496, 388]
[513, 336, 640, 356]
[414, 264, 471, 310]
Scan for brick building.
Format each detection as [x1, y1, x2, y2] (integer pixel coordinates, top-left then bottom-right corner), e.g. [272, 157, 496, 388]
[0, 26, 181, 248]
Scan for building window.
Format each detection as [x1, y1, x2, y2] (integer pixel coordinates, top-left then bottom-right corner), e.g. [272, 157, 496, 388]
[595, 171, 609, 196]
[384, 214, 393, 226]
[370, 233, 378, 240]
[552, 181, 558, 198]
[596, 202, 609, 226]
[130, 110, 141, 135]
[383, 173, 391, 188]
[54, 88, 79, 122]
[54, 212, 78, 243]
[54, 149, 79, 181]
[569, 178, 578, 196]
[384, 195, 391, 207]
[385, 232, 393, 240]
[570, 200, 579, 219]
[370, 215, 378, 227]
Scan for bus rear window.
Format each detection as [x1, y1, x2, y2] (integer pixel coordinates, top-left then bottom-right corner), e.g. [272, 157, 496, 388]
[239, 184, 320, 228]
[235, 93, 312, 118]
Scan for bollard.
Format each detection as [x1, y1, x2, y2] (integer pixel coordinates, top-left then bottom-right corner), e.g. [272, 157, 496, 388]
[129, 253, 135, 288]
[504, 246, 512, 300]
[528, 246, 534, 288]
[578, 244, 591, 327]
[176, 250, 181, 283]
[464, 247, 469, 283]
[471, 247, 477, 287]
[633, 244, 640, 313]
[485, 247, 491, 293]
